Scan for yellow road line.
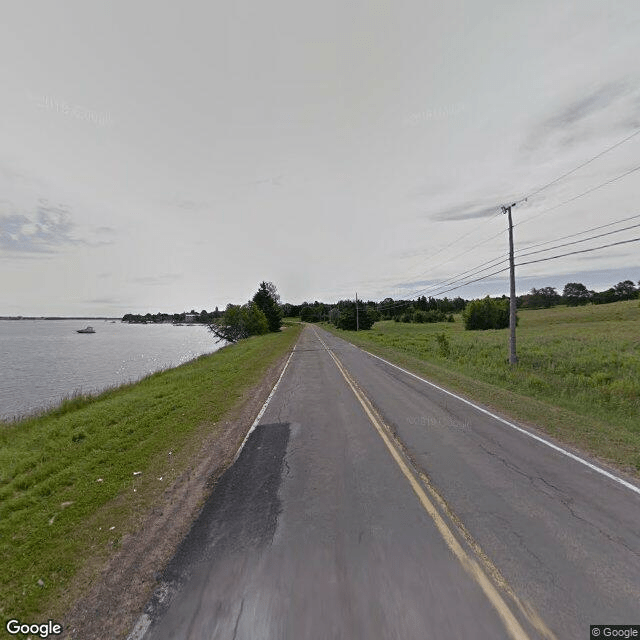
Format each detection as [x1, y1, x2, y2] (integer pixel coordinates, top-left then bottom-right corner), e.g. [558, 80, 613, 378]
[312, 328, 536, 640]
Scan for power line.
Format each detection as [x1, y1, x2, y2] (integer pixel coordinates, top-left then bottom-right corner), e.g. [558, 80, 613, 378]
[515, 222, 640, 260]
[379, 129, 640, 312]
[377, 232, 640, 311]
[516, 236, 640, 268]
[378, 247, 510, 310]
[428, 236, 640, 298]
[415, 266, 512, 300]
[378, 219, 640, 310]
[522, 127, 640, 200]
[378, 255, 509, 311]
[377, 264, 512, 312]
[398, 160, 640, 302]
[404, 208, 503, 283]
[382, 215, 640, 309]
[515, 163, 640, 231]
[515, 212, 640, 254]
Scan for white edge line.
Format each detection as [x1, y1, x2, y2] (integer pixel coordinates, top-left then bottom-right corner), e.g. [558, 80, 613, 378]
[354, 345, 639, 497]
[126, 346, 297, 640]
[232, 346, 296, 463]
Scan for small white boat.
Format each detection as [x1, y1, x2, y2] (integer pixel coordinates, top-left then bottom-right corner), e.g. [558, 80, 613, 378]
[76, 326, 96, 334]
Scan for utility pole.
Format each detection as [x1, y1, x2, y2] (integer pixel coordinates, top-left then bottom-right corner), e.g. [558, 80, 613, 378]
[356, 293, 359, 331]
[502, 203, 518, 365]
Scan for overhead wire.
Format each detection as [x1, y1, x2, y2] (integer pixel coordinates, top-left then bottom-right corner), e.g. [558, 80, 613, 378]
[515, 212, 640, 253]
[516, 236, 640, 268]
[378, 127, 640, 308]
[381, 236, 639, 309]
[376, 219, 640, 311]
[379, 215, 638, 309]
[396, 141, 640, 301]
[514, 163, 640, 231]
[403, 208, 503, 283]
[514, 222, 640, 260]
[522, 127, 640, 201]
[391, 163, 640, 303]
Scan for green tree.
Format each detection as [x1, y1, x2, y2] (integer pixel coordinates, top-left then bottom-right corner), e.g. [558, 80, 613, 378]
[463, 296, 510, 330]
[613, 280, 637, 300]
[523, 286, 561, 309]
[209, 302, 268, 343]
[253, 281, 283, 332]
[563, 282, 592, 306]
[332, 301, 375, 330]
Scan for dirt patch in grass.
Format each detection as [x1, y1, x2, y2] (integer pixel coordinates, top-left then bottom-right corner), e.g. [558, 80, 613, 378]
[58, 347, 295, 640]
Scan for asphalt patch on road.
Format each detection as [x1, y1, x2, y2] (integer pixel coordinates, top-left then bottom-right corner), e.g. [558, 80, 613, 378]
[141, 422, 291, 627]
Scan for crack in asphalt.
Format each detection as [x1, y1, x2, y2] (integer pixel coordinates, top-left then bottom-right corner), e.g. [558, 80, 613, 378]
[231, 598, 244, 640]
[479, 444, 640, 558]
[489, 511, 560, 588]
[558, 496, 639, 558]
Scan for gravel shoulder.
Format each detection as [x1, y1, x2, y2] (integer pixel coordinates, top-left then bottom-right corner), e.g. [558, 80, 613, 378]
[59, 348, 295, 640]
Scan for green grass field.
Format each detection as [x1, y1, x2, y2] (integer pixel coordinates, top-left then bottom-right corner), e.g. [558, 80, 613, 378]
[322, 300, 640, 474]
[0, 324, 301, 624]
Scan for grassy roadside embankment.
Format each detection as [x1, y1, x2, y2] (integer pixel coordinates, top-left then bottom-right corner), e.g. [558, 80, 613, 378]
[322, 300, 640, 475]
[0, 323, 301, 628]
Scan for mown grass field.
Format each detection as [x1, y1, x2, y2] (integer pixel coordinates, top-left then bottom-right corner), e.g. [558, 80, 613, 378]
[0, 324, 301, 625]
[322, 300, 640, 474]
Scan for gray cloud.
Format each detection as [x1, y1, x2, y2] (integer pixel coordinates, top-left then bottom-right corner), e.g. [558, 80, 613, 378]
[545, 83, 626, 130]
[430, 202, 503, 221]
[0, 201, 79, 253]
[524, 81, 639, 152]
[95, 226, 116, 235]
[131, 274, 183, 286]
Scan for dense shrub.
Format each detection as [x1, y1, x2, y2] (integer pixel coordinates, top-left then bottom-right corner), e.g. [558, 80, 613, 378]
[463, 296, 512, 330]
[334, 302, 375, 330]
[413, 309, 451, 323]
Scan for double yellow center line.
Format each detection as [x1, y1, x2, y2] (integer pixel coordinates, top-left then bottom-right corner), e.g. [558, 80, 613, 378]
[312, 328, 556, 640]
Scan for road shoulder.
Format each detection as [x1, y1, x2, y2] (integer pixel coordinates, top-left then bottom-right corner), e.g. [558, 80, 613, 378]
[60, 332, 300, 640]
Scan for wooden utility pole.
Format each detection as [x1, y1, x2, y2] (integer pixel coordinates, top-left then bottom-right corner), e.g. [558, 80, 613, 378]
[502, 203, 518, 365]
[356, 293, 359, 331]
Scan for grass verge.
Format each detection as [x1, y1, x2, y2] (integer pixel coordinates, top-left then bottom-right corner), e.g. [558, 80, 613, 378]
[320, 300, 640, 475]
[0, 323, 301, 626]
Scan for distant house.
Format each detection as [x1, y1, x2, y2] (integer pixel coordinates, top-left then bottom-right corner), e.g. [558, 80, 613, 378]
[184, 314, 197, 323]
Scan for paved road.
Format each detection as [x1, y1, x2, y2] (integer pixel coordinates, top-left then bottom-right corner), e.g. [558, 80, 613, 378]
[136, 325, 640, 640]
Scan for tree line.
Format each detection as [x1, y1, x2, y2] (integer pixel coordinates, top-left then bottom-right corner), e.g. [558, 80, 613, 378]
[122, 276, 638, 338]
[122, 309, 222, 324]
[518, 279, 639, 309]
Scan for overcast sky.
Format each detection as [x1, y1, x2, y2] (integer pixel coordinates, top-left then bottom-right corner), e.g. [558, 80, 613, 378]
[1, 1, 639, 315]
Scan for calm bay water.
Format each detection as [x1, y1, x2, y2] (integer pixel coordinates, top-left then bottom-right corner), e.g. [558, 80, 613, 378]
[0, 320, 221, 421]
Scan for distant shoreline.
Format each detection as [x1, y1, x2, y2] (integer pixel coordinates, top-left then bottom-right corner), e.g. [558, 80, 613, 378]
[0, 316, 121, 320]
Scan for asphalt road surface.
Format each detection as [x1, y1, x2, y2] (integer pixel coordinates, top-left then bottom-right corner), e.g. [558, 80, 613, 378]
[134, 325, 640, 640]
